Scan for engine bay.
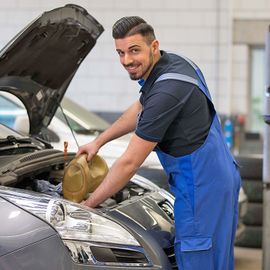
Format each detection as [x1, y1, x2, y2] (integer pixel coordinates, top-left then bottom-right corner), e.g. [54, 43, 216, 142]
[1, 153, 151, 208]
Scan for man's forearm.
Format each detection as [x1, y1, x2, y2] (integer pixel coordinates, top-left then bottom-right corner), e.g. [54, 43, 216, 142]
[83, 155, 137, 208]
[83, 134, 157, 208]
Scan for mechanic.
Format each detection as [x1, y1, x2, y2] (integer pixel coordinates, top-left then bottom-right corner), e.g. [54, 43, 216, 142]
[77, 16, 241, 270]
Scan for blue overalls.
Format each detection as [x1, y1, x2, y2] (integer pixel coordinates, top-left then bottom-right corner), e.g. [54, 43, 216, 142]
[154, 55, 241, 270]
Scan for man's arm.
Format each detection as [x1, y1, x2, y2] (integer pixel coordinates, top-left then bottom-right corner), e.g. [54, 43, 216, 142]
[77, 100, 142, 160]
[82, 134, 157, 208]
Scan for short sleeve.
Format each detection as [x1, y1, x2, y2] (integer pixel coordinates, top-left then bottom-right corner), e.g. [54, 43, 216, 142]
[135, 86, 191, 142]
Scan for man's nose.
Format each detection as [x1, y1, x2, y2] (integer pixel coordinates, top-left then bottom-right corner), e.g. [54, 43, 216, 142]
[122, 54, 133, 65]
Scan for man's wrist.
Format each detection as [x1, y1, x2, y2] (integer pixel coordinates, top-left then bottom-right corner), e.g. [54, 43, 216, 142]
[94, 136, 105, 149]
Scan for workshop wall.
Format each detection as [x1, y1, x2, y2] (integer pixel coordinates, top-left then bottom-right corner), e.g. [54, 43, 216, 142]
[0, 0, 269, 117]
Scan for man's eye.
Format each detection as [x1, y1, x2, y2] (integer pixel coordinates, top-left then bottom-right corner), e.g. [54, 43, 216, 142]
[131, 49, 139, 54]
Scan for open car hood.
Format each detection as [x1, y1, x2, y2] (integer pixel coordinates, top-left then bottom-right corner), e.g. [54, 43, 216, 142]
[0, 4, 103, 135]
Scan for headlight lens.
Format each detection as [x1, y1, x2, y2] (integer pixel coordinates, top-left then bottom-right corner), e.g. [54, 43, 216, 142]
[0, 188, 152, 267]
[45, 199, 140, 246]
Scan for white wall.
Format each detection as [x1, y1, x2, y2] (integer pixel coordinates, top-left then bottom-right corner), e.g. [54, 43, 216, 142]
[229, 0, 270, 125]
[0, 0, 268, 116]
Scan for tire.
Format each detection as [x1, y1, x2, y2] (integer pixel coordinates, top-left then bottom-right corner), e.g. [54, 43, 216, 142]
[234, 155, 262, 179]
[242, 202, 263, 226]
[234, 225, 262, 248]
[242, 179, 263, 203]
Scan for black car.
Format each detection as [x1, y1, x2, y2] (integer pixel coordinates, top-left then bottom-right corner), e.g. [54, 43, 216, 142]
[0, 4, 177, 270]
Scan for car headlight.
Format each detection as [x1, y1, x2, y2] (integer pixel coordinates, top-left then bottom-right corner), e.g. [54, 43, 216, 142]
[45, 199, 151, 266]
[1, 188, 152, 267]
[45, 199, 139, 246]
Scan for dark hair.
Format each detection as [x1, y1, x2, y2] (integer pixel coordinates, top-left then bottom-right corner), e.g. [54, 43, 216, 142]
[112, 16, 156, 44]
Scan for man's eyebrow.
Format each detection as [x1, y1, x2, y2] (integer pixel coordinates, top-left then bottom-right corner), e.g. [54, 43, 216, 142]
[128, 45, 140, 50]
[116, 45, 141, 53]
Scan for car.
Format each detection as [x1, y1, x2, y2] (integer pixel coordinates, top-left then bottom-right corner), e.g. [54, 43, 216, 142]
[0, 4, 177, 270]
[0, 123, 176, 270]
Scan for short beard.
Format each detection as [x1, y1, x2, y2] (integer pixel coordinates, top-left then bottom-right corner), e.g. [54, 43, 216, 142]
[129, 50, 154, 81]
[129, 73, 140, 80]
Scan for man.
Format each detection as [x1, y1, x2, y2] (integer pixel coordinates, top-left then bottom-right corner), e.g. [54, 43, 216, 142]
[77, 16, 241, 270]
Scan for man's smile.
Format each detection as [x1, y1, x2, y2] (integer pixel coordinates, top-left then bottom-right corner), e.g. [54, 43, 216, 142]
[125, 64, 140, 73]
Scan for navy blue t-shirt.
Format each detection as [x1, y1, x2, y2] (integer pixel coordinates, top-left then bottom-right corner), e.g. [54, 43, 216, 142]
[135, 51, 213, 157]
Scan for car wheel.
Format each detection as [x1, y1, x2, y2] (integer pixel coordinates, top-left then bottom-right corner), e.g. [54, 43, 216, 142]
[235, 225, 262, 248]
[242, 179, 263, 203]
[234, 155, 262, 179]
[242, 202, 262, 226]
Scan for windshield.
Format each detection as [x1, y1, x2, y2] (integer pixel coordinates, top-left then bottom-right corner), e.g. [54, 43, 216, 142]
[0, 123, 25, 139]
[55, 97, 110, 134]
[0, 93, 28, 131]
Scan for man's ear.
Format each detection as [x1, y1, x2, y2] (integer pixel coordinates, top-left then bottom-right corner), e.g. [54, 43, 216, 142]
[151, 39, 159, 54]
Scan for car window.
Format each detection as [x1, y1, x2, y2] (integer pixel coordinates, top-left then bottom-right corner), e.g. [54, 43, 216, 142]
[55, 109, 86, 132]
[0, 93, 29, 132]
[55, 98, 110, 134]
[0, 123, 24, 139]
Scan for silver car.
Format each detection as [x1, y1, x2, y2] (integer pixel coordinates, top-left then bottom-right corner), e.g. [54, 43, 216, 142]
[0, 124, 176, 270]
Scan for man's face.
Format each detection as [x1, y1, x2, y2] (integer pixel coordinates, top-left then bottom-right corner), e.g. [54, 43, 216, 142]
[115, 34, 159, 80]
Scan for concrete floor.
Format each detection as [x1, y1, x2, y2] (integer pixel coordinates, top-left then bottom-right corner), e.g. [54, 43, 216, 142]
[235, 247, 262, 270]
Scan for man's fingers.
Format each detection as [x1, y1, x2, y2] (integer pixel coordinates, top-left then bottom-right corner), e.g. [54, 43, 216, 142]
[80, 200, 85, 205]
[87, 152, 95, 161]
[76, 143, 98, 160]
[76, 149, 82, 157]
[76, 146, 88, 157]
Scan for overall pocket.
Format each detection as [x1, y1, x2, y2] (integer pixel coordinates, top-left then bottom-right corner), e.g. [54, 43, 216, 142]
[175, 237, 214, 270]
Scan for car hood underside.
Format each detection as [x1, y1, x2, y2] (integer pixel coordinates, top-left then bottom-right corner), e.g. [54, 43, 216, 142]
[0, 4, 103, 135]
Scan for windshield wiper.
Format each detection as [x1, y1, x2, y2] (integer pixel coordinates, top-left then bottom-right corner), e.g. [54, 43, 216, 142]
[0, 135, 32, 145]
[0, 135, 41, 153]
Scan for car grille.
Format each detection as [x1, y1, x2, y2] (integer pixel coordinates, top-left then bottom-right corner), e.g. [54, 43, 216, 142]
[90, 246, 149, 264]
[163, 245, 178, 269]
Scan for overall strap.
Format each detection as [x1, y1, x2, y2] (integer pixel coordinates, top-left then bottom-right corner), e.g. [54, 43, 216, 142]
[159, 52, 212, 101]
[155, 72, 200, 87]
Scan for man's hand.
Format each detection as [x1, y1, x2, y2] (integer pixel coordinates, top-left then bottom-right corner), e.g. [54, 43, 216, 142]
[81, 134, 157, 208]
[77, 141, 99, 161]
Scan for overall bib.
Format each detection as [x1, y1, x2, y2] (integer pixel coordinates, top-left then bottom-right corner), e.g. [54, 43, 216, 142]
[154, 55, 241, 270]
